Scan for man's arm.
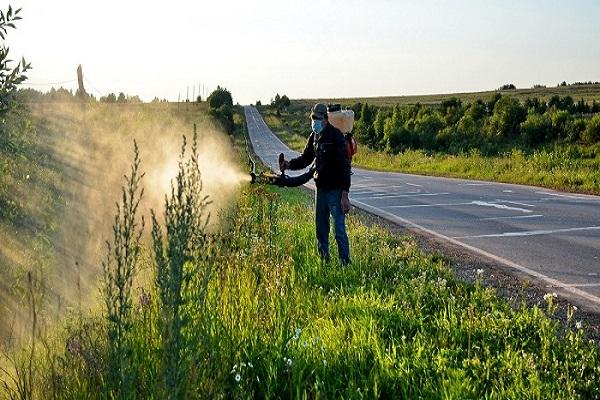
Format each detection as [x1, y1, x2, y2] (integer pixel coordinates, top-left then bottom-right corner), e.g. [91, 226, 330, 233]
[287, 133, 315, 170]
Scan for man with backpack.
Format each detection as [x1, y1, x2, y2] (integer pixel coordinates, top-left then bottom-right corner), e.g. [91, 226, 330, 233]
[279, 103, 352, 265]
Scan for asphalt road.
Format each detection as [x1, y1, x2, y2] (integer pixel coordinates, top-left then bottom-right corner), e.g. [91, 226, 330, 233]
[244, 106, 600, 312]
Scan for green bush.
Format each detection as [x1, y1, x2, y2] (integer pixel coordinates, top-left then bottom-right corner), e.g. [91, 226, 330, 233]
[582, 114, 600, 144]
[487, 96, 527, 138]
[521, 113, 551, 146]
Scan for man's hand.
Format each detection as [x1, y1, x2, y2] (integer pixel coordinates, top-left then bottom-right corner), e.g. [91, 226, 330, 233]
[341, 191, 351, 214]
[279, 156, 290, 173]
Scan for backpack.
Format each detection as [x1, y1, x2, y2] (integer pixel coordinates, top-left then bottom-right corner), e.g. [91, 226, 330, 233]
[327, 104, 358, 162]
[345, 131, 358, 162]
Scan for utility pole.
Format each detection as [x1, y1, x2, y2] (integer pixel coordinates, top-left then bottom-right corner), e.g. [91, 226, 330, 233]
[186, 86, 189, 102]
[192, 85, 195, 103]
[76, 64, 87, 100]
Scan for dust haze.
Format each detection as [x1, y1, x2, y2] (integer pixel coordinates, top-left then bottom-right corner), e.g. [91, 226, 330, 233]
[1, 102, 247, 344]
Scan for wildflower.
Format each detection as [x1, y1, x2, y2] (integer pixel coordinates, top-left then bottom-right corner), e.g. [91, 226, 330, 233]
[25, 174, 30, 180]
[576, 321, 583, 329]
[552, 292, 558, 298]
[323, 359, 327, 366]
[283, 357, 293, 366]
[235, 373, 241, 382]
[256, 376, 260, 383]
[293, 328, 302, 340]
[476, 269, 484, 275]
[241, 362, 246, 368]
[572, 305, 578, 311]
[248, 362, 253, 368]
[302, 341, 308, 348]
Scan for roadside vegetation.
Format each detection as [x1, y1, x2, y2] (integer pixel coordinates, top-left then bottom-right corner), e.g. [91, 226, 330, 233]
[3, 157, 599, 397]
[260, 90, 600, 194]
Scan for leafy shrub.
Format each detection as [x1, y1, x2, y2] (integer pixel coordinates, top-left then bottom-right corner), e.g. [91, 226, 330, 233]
[487, 96, 527, 138]
[582, 114, 600, 144]
[521, 113, 551, 146]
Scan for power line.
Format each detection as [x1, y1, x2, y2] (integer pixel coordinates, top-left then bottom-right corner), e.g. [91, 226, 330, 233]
[25, 79, 76, 86]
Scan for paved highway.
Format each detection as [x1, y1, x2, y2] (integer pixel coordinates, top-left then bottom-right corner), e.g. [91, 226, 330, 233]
[244, 106, 600, 312]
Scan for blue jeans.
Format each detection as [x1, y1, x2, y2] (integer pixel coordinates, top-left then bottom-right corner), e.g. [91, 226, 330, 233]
[315, 189, 350, 264]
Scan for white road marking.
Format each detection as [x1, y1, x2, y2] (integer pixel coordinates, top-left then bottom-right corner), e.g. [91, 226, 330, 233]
[355, 192, 449, 200]
[536, 191, 599, 201]
[385, 202, 474, 209]
[502, 190, 514, 193]
[454, 226, 600, 239]
[472, 201, 532, 213]
[370, 191, 421, 197]
[459, 183, 494, 186]
[501, 200, 536, 208]
[479, 215, 543, 221]
[405, 182, 423, 187]
[350, 199, 600, 310]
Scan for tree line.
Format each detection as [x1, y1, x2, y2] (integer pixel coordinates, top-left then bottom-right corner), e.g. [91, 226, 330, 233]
[351, 94, 600, 155]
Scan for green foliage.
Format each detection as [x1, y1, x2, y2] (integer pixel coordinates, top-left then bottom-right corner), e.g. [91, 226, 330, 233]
[101, 141, 145, 396]
[521, 113, 551, 146]
[208, 86, 234, 133]
[0, 5, 31, 115]
[271, 93, 290, 111]
[582, 114, 600, 144]
[151, 130, 211, 396]
[13, 183, 600, 398]
[207, 86, 233, 109]
[487, 96, 527, 138]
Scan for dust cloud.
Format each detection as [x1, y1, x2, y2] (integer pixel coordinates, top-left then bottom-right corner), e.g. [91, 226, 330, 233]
[1, 102, 247, 344]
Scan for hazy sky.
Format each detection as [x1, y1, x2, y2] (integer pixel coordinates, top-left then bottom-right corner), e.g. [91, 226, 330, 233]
[9, 0, 600, 104]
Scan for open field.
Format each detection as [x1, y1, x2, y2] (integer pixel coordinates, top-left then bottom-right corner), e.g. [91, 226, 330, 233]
[292, 84, 600, 108]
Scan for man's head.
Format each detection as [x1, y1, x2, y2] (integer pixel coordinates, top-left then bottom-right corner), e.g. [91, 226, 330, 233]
[311, 103, 328, 133]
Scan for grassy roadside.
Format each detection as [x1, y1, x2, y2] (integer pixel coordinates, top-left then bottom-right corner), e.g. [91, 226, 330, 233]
[6, 181, 599, 398]
[260, 108, 600, 194]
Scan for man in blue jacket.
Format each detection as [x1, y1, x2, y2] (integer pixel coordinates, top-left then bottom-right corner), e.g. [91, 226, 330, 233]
[279, 103, 352, 265]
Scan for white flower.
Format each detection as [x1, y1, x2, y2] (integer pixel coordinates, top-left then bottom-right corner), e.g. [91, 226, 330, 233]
[25, 174, 30, 180]
[241, 362, 246, 368]
[302, 341, 308, 348]
[235, 373, 241, 382]
[256, 376, 260, 382]
[293, 328, 302, 340]
[286, 358, 293, 366]
[552, 292, 558, 298]
[576, 321, 583, 329]
[572, 305, 578, 311]
[248, 362, 253, 368]
[476, 269, 484, 275]
[323, 359, 327, 366]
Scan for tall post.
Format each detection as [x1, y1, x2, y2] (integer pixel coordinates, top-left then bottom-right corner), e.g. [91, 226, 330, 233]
[76, 64, 87, 100]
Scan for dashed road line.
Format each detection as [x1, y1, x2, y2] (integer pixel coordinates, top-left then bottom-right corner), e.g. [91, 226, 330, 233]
[454, 226, 600, 239]
[479, 214, 543, 221]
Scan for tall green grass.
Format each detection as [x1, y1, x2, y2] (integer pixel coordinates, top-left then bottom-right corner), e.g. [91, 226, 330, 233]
[2, 135, 599, 398]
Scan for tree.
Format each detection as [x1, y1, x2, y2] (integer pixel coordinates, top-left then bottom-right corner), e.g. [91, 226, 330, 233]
[520, 113, 551, 146]
[207, 86, 234, 133]
[0, 5, 31, 115]
[487, 96, 526, 138]
[582, 114, 600, 144]
[372, 108, 388, 150]
[354, 103, 376, 147]
[207, 86, 233, 110]
[117, 92, 127, 103]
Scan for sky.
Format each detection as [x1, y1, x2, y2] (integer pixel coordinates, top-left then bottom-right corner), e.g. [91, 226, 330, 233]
[7, 0, 600, 104]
